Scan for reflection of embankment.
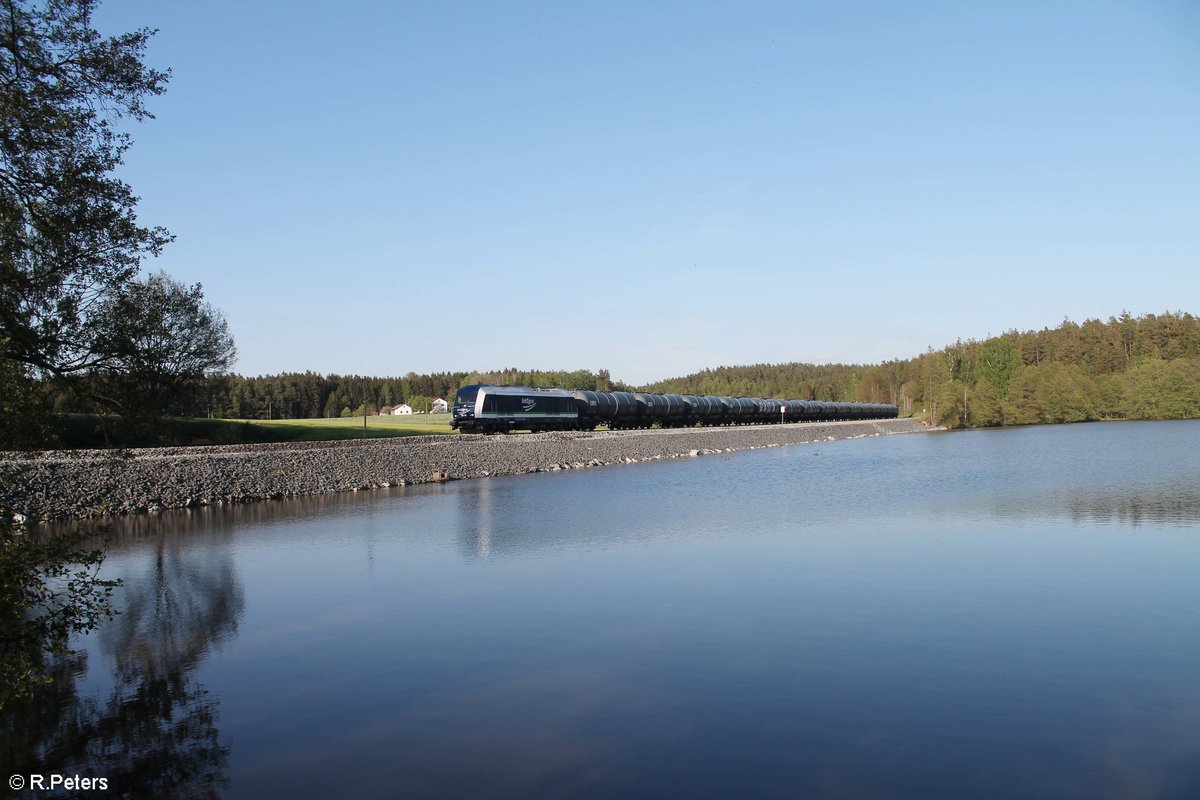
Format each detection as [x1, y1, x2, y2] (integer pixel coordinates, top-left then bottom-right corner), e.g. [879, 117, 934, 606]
[47, 479, 457, 545]
[2, 530, 244, 799]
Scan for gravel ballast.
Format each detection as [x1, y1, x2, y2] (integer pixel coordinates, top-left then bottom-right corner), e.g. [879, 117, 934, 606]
[1, 418, 931, 522]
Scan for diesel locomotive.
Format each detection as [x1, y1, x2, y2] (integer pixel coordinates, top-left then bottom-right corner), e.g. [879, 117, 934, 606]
[452, 383, 898, 433]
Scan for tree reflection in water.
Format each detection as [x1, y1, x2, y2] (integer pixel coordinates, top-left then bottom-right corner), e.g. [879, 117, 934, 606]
[2, 530, 243, 799]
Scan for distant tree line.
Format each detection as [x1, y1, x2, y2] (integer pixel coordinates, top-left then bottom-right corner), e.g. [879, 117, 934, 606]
[45, 368, 627, 420]
[643, 362, 875, 404]
[917, 312, 1200, 428]
[42, 313, 1200, 429]
[645, 311, 1200, 428]
[458, 368, 629, 394]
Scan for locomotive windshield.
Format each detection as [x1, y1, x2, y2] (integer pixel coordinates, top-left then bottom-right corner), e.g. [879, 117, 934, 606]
[455, 386, 480, 404]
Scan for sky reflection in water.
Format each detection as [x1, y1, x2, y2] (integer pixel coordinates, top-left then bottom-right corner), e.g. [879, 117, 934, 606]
[14, 420, 1200, 800]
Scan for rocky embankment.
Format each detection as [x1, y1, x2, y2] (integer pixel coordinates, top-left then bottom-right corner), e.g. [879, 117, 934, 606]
[1, 418, 931, 521]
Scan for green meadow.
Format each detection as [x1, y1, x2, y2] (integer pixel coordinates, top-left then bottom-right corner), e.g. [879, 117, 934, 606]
[247, 413, 454, 441]
[50, 413, 456, 448]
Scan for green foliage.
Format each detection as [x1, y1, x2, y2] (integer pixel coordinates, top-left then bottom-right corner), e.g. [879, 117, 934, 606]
[0, 350, 55, 448]
[976, 337, 1021, 396]
[1, 0, 239, 450]
[27, 314, 1200, 439]
[84, 272, 237, 422]
[967, 379, 1003, 427]
[458, 368, 626, 393]
[0, 0, 170, 384]
[1036, 364, 1099, 423]
[1092, 373, 1126, 420]
[47, 368, 625, 423]
[937, 380, 967, 429]
[1002, 366, 1039, 426]
[1123, 358, 1200, 419]
[645, 312, 1200, 429]
[642, 362, 880, 402]
[0, 0, 172, 708]
[405, 395, 431, 413]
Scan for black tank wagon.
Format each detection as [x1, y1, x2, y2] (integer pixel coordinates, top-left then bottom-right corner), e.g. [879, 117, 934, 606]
[452, 384, 898, 434]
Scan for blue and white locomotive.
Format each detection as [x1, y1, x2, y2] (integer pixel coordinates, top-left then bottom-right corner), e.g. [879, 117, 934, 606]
[452, 384, 898, 433]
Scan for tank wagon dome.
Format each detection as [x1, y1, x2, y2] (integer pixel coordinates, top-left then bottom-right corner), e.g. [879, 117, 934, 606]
[573, 389, 643, 417]
[683, 395, 722, 417]
[633, 392, 670, 417]
[722, 397, 757, 418]
[782, 399, 806, 417]
[661, 394, 686, 416]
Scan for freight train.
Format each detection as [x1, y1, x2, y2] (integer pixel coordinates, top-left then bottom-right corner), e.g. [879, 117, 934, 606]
[451, 383, 898, 433]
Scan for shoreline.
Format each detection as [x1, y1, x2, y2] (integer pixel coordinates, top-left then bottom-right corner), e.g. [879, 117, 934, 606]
[1, 418, 934, 522]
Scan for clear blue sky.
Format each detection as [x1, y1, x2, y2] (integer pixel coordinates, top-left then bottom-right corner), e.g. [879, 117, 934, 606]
[95, 1, 1198, 385]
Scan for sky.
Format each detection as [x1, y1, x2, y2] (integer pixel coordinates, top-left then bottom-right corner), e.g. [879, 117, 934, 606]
[93, 0, 1199, 386]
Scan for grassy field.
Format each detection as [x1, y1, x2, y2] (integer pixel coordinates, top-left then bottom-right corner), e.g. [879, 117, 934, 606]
[49, 413, 456, 448]
[247, 413, 454, 441]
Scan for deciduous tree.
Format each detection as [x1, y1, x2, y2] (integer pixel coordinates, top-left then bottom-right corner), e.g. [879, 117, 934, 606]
[1, 0, 176, 706]
[1, 0, 171, 385]
[85, 272, 236, 425]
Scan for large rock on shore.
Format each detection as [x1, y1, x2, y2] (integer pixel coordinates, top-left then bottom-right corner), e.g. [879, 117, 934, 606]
[1, 418, 930, 521]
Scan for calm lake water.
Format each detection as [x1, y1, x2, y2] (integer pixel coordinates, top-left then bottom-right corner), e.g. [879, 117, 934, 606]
[9, 421, 1200, 799]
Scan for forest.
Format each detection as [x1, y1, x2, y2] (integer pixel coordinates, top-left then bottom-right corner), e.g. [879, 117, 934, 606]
[41, 311, 1200, 430]
[644, 311, 1200, 428]
[46, 368, 628, 423]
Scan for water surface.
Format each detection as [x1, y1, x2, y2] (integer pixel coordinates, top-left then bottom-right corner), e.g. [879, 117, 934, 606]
[9, 421, 1200, 799]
